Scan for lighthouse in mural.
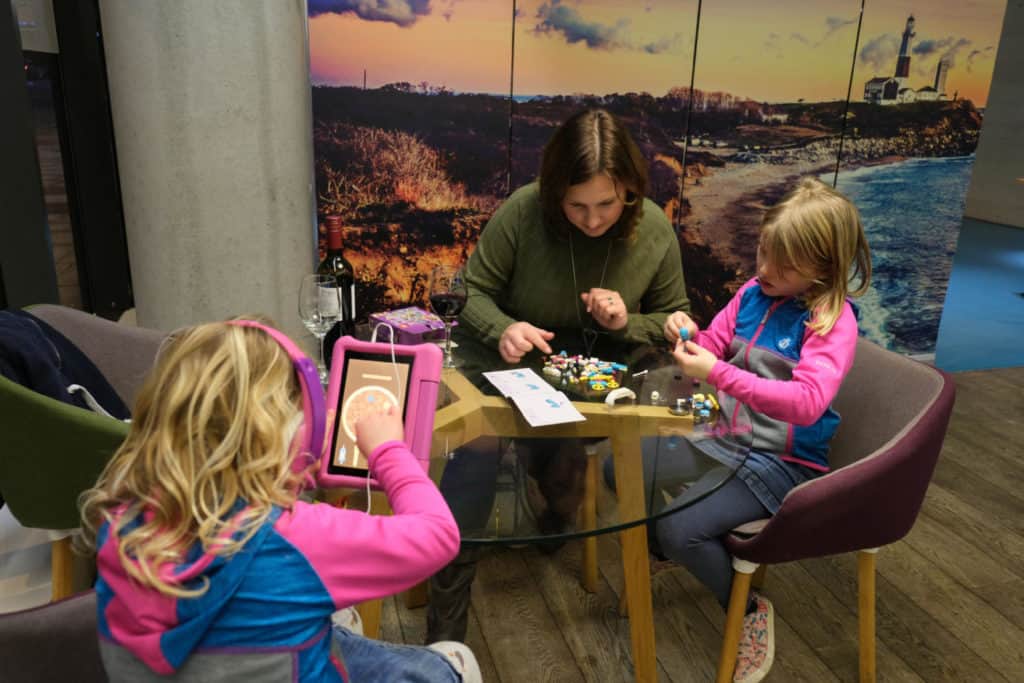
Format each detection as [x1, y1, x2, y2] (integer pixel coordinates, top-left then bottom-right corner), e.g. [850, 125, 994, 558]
[894, 15, 915, 85]
[864, 14, 947, 105]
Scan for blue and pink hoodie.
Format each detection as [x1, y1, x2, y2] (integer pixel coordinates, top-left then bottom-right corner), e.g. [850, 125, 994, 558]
[696, 278, 859, 471]
[94, 441, 460, 682]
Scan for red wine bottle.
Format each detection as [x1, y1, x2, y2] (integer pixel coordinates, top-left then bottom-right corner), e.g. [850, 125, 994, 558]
[319, 215, 356, 368]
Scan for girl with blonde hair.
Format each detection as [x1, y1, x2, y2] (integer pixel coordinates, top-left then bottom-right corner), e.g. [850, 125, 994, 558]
[658, 177, 871, 683]
[80, 319, 479, 682]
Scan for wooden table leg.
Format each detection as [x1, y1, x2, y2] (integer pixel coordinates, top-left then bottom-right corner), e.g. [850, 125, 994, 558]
[353, 490, 389, 639]
[404, 580, 429, 609]
[355, 600, 382, 639]
[611, 429, 656, 683]
[581, 445, 600, 593]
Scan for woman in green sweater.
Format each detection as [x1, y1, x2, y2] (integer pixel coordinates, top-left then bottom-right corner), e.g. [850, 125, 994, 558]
[455, 110, 692, 372]
[428, 109, 695, 642]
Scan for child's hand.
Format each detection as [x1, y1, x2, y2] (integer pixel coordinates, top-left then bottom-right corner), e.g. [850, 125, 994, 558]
[664, 311, 698, 344]
[671, 340, 717, 381]
[354, 405, 405, 456]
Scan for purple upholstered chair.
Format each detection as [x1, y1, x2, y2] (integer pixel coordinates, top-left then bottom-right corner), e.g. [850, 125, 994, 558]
[715, 338, 956, 683]
[0, 590, 321, 682]
[0, 591, 107, 683]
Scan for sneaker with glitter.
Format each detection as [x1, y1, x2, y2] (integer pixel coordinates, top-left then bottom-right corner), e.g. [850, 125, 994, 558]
[733, 593, 774, 683]
[427, 641, 483, 683]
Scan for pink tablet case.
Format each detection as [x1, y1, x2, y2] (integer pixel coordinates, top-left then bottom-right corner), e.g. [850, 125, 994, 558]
[318, 336, 442, 489]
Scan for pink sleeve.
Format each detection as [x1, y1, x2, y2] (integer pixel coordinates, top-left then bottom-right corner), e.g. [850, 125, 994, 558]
[706, 302, 859, 426]
[694, 279, 757, 358]
[275, 441, 460, 608]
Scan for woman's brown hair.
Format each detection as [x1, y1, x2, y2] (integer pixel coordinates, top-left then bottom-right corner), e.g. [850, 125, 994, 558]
[538, 109, 649, 241]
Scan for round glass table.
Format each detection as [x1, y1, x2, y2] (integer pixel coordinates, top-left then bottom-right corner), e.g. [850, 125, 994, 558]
[427, 345, 753, 682]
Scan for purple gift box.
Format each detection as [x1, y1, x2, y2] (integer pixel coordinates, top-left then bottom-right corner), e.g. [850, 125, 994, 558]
[368, 306, 455, 345]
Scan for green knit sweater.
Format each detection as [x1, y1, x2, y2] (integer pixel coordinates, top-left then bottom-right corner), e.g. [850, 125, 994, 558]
[454, 182, 690, 374]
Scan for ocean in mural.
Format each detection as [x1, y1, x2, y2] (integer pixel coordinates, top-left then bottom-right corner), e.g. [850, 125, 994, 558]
[829, 155, 973, 354]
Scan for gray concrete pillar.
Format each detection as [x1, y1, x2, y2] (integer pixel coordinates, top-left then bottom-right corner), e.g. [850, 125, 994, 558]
[964, 0, 1024, 229]
[98, 0, 315, 339]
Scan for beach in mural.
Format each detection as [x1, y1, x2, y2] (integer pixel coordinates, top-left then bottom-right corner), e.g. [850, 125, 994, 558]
[675, 96, 981, 351]
[307, 0, 1004, 353]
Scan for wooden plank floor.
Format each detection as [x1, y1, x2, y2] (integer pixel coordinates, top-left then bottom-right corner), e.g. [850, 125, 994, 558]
[382, 366, 1024, 681]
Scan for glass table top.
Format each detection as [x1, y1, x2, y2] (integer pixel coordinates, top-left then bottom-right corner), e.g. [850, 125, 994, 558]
[429, 345, 753, 546]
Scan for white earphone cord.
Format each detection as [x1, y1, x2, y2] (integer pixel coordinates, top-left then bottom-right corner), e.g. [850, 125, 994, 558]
[366, 322, 403, 513]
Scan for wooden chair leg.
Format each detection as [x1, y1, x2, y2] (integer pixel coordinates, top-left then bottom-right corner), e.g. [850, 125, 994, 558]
[859, 548, 879, 683]
[581, 445, 600, 593]
[751, 564, 768, 590]
[715, 558, 758, 683]
[51, 536, 74, 601]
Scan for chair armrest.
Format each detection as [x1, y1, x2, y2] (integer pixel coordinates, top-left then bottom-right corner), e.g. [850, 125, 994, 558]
[725, 372, 955, 564]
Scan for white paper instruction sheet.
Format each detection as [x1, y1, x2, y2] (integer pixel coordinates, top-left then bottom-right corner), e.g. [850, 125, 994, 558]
[481, 368, 585, 427]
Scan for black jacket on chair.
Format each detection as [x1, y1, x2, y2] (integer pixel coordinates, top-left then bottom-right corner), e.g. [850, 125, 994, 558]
[0, 310, 130, 510]
[0, 310, 129, 420]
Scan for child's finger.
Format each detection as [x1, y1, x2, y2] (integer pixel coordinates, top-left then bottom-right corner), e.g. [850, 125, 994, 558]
[671, 342, 688, 364]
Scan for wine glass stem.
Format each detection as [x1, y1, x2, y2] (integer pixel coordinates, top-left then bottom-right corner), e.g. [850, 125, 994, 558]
[317, 333, 327, 381]
[443, 321, 454, 367]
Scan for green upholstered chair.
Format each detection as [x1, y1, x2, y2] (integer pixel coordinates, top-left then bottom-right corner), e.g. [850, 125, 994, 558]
[0, 305, 165, 599]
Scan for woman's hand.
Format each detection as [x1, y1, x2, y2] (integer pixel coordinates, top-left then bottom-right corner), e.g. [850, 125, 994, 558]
[671, 340, 717, 381]
[499, 322, 555, 363]
[580, 288, 628, 331]
[354, 405, 405, 456]
[664, 311, 699, 344]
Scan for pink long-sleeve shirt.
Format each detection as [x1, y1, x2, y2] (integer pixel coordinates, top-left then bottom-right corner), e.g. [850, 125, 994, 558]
[695, 278, 859, 470]
[95, 441, 460, 681]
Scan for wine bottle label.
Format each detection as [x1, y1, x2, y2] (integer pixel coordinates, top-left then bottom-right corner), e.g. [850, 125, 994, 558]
[317, 285, 342, 319]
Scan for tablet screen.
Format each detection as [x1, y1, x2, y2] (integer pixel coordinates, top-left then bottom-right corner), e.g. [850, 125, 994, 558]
[328, 350, 412, 477]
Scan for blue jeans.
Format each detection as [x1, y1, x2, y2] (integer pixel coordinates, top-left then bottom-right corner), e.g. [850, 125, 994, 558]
[333, 626, 460, 682]
[655, 474, 769, 609]
[602, 436, 773, 609]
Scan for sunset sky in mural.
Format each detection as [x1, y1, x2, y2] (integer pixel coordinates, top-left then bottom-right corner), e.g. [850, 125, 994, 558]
[308, 0, 1004, 106]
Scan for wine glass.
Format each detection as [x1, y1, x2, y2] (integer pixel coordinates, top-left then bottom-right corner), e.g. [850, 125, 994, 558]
[428, 265, 467, 369]
[298, 274, 341, 384]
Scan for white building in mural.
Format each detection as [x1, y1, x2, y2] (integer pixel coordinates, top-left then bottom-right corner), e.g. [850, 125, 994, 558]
[863, 15, 950, 105]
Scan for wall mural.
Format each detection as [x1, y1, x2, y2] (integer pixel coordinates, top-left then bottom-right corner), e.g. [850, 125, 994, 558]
[308, 0, 1005, 355]
[832, 3, 1001, 354]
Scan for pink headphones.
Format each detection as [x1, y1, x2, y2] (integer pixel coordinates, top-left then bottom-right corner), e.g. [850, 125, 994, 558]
[227, 320, 326, 487]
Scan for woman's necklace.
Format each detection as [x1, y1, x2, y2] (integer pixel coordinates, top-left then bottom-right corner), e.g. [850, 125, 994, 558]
[568, 231, 613, 358]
